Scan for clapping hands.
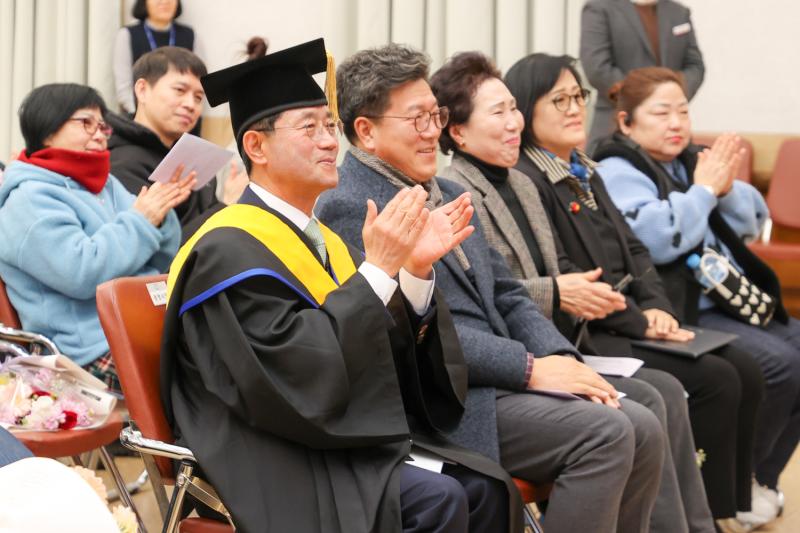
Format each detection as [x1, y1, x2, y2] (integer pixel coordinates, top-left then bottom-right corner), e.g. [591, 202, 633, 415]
[362, 187, 474, 279]
[694, 133, 745, 196]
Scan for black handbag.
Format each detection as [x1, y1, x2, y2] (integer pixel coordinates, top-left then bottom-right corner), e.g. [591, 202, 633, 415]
[689, 248, 776, 327]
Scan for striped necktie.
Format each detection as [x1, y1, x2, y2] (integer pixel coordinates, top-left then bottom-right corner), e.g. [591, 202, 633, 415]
[304, 218, 327, 265]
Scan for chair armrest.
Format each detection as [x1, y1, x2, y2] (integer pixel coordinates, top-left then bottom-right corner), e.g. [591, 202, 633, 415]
[120, 425, 196, 463]
[0, 339, 32, 358]
[0, 324, 60, 355]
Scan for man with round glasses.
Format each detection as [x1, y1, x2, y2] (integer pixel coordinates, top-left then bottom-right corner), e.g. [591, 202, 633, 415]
[319, 42, 668, 533]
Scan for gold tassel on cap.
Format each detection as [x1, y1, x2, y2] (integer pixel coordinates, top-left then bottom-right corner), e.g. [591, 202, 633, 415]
[325, 51, 339, 123]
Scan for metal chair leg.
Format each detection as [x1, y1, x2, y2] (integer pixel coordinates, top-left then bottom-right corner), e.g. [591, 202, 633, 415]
[98, 445, 148, 533]
[523, 503, 543, 533]
[163, 461, 194, 533]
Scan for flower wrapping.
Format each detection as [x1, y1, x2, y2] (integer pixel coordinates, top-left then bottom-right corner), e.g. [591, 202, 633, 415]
[0, 357, 108, 431]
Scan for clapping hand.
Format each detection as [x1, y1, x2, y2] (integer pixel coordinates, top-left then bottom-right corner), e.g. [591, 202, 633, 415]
[404, 192, 475, 278]
[362, 186, 430, 278]
[556, 267, 627, 320]
[134, 164, 196, 227]
[694, 133, 744, 196]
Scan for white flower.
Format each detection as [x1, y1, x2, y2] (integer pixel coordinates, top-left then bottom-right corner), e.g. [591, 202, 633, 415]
[22, 395, 62, 430]
[111, 505, 138, 533]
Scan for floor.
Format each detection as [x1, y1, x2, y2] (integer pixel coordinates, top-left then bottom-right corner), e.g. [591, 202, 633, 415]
[101, 447, 800, 532]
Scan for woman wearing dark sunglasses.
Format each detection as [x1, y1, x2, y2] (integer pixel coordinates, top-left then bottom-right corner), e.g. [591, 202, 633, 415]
[0, 83, 191, 391]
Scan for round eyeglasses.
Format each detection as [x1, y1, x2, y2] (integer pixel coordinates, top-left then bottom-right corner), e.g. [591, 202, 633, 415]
[68, 116, 113, 138]
[551, 89, 591, 112]
[366, 106, 449, 133]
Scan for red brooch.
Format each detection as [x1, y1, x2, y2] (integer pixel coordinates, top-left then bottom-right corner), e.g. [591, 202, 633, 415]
[569, 201, 581, 214]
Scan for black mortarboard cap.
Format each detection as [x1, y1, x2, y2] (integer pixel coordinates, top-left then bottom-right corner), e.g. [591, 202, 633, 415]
[201, 38, 332, 148]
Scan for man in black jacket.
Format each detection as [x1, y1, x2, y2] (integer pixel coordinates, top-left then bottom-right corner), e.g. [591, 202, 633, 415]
[108, 47, 246, 233]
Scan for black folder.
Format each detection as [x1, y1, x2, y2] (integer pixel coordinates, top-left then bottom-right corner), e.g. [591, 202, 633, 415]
[630, 326, 738, 359]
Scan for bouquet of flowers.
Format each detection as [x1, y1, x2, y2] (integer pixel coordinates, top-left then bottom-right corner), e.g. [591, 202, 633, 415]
[0, 356, 111, 430]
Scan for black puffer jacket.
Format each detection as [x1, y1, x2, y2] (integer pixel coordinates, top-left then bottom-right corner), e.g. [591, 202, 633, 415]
[107, 112, 222, 237]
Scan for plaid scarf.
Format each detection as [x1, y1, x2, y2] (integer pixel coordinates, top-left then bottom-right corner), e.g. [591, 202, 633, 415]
[349, 145, 470, 270]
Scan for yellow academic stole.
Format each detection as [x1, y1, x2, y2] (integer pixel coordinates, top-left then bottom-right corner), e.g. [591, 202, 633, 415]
[167, 204, 358, 306]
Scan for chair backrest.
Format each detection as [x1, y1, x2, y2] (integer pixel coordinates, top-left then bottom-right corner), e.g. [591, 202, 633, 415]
[692, 133, 754, 183]
[0, 278, 22, 329]
[766, 138, 800, 229]
[96, 274, 173, 480]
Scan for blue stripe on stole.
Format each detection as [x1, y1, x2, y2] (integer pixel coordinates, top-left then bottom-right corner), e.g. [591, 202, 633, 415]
[178, 268, 319, 316]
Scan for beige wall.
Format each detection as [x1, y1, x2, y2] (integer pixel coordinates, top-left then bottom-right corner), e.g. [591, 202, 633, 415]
[3, 0, 796, 158]
[174, 0, 798, 136]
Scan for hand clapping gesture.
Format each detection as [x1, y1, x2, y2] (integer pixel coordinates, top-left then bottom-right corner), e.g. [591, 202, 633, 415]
[404, 191, 475, 278]
[134, 164, 196, 227]
[694, 133, 744, 196]
[362, 187, 475, 279]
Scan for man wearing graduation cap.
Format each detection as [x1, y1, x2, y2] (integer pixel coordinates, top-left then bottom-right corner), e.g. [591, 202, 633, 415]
[161, 38, 524, 533]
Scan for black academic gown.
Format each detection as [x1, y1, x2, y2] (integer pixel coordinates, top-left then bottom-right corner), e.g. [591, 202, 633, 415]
[161, 188, 520, 533]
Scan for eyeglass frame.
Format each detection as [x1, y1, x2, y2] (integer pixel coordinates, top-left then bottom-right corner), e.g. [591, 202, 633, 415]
[257, 119, 343, 141]
[551, 89, 591, 112]
[68, 116, 113, 139]
[364, 106, 450, 133]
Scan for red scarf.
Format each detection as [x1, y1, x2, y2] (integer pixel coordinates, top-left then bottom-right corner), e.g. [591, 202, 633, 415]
[17, 147, 110, 194]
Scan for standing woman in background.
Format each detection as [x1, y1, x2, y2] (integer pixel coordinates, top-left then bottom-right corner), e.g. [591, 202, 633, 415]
[113, 0, 204, 115]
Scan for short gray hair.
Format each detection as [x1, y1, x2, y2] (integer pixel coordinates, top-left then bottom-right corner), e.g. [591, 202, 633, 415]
[240, 113, 281, 173]
[337, 43, 431, 143]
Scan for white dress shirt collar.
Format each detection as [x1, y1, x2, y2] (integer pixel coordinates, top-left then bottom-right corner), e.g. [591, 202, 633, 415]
[248, 182, 315, 230]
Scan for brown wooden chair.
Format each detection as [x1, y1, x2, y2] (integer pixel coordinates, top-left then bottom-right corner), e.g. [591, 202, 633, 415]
[97, 275, 550, 532]
[96, 275, 234, 533]
[0, 278, 142, 530]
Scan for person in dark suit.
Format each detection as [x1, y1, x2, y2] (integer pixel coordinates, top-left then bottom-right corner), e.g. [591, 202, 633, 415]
[318, 42, 670, 533]
[505, 52, 764, 530]
[580, 0, 704, 152]
[433, 50, 715, 533]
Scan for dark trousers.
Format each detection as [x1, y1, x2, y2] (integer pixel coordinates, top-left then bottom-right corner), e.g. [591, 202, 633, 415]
[699, 311, 800, 489]
[399, 463, 508, 533]
[632, 343, 763, 517]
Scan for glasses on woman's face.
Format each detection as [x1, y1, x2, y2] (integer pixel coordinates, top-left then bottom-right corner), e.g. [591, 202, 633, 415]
[551, 89, 591, 112]
[69, 116, 113, 139]
[367, 106, 450, 133]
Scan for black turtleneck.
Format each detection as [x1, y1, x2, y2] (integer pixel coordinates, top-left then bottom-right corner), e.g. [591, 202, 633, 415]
[457, 150, 547, 276]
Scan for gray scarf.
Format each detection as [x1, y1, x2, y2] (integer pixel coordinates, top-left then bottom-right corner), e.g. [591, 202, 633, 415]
[349, 145, 470, 270]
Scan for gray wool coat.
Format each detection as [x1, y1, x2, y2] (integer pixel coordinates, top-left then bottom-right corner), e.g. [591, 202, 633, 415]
[317, 152, 579, 460]
[441, 155, 562, 319]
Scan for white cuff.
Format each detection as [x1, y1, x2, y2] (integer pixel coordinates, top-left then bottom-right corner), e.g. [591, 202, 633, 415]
[358, 262, 398, 306]
[399, 268, 435, 316]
